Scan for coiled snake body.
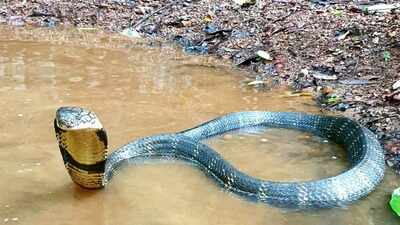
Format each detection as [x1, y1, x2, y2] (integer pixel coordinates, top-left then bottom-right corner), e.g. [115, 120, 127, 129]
[54, 107, 385, 209]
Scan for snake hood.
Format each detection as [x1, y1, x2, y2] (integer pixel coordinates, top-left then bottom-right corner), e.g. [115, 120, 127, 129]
[55, 107, 108, 189]
[54, 106, 385, 209]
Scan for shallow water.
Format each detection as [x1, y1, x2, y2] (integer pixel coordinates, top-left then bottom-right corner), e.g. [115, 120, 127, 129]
[0, 27, 398, 225]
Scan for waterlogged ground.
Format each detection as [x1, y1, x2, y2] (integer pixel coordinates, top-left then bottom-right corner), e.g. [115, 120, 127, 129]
[0, 27, 398, 225]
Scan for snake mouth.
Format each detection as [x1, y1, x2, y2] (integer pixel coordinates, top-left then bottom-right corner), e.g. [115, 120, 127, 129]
[56, 106, 103, 130]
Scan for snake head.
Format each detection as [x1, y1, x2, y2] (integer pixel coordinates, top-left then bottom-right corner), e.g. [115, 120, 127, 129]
[56, 106, 103, 130]
[54, 106, 108, 189]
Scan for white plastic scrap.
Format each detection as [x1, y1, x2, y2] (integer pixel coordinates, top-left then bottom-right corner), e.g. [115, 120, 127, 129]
[256, 50, 273, 61]
[393, 80, 400, 90]
[363, 3, 400, 13]
[234, 0, 256, 6]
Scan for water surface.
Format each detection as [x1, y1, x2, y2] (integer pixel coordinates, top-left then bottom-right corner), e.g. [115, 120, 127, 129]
[0, 26, 398, 225]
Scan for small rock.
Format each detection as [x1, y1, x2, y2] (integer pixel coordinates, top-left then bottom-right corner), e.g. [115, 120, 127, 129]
[134, 7, 144, 15]
[388, 31, 397, 38]
[234, 0, 256, 7]
[203, 24, 218, 35]
[185, 44, 208, 54]
[337, 103, 349, 112]
[235, 51, 258, 66]
[256, 50, 273, 61]
[372, 37, 379, 44]
[336, 30, 350, 41]
[260, 138, 269, 143]
[181, 20, 192, 27]
[386, 159, 394, 167]
[120, 28, 141, 38]
[231, 29, 250, 39]
[393, 80, 400, 90]
[300, 68, 309, 76]
[42, 18, 57, 28]
[141, 24, 158, 35]
[174, 35, 208, 54]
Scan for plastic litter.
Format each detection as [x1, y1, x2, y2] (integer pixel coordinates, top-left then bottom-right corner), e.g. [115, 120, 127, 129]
[390, 187, 400, 216]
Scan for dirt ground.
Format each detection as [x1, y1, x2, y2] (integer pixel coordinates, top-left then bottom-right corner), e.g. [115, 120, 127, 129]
[1, 0, 399, 172]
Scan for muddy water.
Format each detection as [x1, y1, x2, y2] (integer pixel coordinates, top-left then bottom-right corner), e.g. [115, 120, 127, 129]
[0, 27, 398, 225]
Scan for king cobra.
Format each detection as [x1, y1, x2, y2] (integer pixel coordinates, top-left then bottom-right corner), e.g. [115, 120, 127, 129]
[54, 106, 385, 209]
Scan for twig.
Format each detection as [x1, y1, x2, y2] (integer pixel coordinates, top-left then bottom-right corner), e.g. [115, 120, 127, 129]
[270, 26, 288, 36]
[352, 58, 359, 77]
[28, 12, 56, 17]
[272, 9, 297, 23]
[132, 1, 179, 28]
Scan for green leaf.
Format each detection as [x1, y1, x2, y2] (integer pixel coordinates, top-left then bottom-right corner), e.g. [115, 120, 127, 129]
[361, 6, 369, 14]
[383, 51, 391, 62]
[390, 188, 400, 216]
[333, 10, 343, 16]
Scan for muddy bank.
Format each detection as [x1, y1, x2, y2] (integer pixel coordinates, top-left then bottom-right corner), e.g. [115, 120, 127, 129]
[1, 0, 399, 171]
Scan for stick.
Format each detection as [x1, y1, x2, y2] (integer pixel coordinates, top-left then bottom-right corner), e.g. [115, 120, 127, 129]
[352, 58, 359, 77]
[132, 1, 179, 28]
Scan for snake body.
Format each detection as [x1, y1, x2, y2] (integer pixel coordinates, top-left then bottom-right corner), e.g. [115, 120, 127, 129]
[54, 107, 385, 209]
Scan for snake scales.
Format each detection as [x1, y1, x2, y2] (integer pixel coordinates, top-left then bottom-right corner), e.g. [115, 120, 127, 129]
[54, 106, 385, 209]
